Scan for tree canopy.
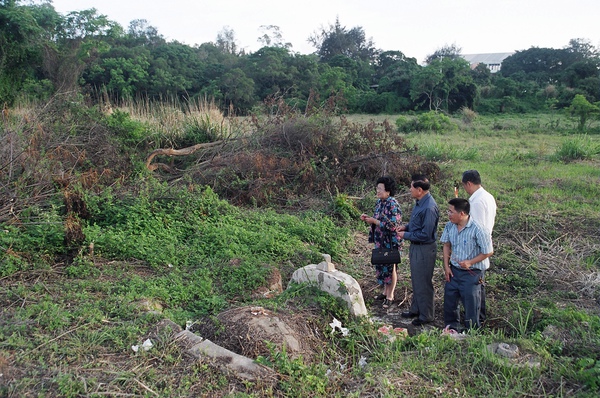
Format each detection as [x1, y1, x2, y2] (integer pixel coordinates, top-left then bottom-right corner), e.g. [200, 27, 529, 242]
[1, 1, 599, 115]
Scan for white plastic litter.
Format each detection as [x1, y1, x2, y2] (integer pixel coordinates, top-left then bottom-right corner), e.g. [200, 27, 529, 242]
[329, 317, 349, 336]
[132, 338, 154, 352]
[358, 356, 368, 367]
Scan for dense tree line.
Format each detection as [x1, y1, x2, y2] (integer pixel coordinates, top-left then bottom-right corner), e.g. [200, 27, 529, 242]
[1, 1, 599, 114]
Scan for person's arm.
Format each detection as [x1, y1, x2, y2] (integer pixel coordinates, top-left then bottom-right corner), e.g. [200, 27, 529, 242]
[443, 242, 453, 282]
[380, 199, 401, 232]
[403, 208, 437, 242]
[458, 251, 493, 269]
[458, 227, 494, 269]
[360, 213, 380, 226]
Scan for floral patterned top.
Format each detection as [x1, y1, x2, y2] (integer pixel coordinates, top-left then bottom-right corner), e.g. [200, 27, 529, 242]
[369, 196, 403, 250]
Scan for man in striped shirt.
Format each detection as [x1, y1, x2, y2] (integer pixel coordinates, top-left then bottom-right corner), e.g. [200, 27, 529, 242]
[441, 198, 493, 331]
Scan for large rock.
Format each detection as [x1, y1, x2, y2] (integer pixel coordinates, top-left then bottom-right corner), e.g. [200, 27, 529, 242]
[289, 254, 368, 317]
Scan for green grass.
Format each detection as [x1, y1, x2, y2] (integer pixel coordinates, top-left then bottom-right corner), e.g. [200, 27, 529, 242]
[2, 110, 600, 396]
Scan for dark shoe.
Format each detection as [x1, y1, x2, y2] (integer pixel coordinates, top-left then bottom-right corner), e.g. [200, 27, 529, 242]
[374, 294, 386, 301]
[401, 311, 418, 318]
[382, 299, 394, 309]
[412, 318, 432, 326]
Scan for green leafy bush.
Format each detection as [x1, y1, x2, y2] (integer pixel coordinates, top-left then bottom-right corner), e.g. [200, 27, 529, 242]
[417, 111, 455, 131]
[332, 193, 361, 223]
[0, 206, 65, 276]
[104, 109, 148, 145]
[396, 111, 456, 132]
[82, 182, 350, 292]
[395, 115, 419, 132]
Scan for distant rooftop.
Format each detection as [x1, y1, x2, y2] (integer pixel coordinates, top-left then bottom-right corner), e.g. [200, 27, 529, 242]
[461, 52, 514, 73]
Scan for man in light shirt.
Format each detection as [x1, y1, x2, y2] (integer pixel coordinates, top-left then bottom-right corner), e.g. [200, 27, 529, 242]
[441, 198, 493, 330]
[462, 170, 497, 323]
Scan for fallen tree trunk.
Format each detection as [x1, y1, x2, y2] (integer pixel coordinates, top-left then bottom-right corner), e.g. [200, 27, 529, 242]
[145, 140, 230, 172]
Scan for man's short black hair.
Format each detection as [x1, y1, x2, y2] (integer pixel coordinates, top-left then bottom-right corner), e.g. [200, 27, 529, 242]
[449, 198, 470, 215]
[462, 170, 481, 185]
[411, 174, 430, 191]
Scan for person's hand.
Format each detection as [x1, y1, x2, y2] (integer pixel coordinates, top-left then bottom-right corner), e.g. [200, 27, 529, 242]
[360, 213, 368, 222]
[458, 259, 473, 269]
[397, 231, 405, 239]
[444, 265, 453, 282]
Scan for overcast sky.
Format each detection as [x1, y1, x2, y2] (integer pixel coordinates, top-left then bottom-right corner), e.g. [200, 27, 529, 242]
[49, 0, 599, 64]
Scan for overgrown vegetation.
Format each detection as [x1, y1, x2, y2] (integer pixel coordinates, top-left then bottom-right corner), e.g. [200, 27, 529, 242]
[1, 97, 600, 396]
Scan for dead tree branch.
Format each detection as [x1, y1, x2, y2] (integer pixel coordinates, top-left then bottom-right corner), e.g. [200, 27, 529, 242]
[145, 139, 238, 172]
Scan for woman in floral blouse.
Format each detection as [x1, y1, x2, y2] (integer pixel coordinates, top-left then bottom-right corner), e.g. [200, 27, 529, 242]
[361, 176, 403, 309]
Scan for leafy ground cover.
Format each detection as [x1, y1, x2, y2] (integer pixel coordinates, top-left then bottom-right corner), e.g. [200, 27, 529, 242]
[1, 99, 600, 396]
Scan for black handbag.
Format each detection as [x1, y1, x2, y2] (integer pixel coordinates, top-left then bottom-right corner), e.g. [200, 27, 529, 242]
[370, 225, 400, 265]
[371, 247, 400, 265]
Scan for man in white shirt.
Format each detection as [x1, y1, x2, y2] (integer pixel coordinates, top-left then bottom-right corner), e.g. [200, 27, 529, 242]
[462, 170, 497, 323]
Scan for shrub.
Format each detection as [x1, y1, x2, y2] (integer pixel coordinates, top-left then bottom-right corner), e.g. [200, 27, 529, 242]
[459, 106, 478, 124]
[554, 135, 600, 161]
[567, 94, 600, 132]
[395, 115, 419, 132]
[104, 109, 148, 146]
[417, 111, 455, 131]
[396, 112, 456, 132]
[332, 193, 361, 223]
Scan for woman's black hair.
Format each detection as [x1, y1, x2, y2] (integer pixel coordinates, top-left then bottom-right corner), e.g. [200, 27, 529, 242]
[376, 176, 397, 196]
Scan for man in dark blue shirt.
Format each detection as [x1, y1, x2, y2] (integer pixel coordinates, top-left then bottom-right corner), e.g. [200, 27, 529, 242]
[397, 174, 440, 326]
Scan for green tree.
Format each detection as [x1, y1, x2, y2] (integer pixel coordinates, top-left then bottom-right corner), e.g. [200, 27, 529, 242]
[87, 55, 150, 98]
[127, 19, 164, 47]
[51, 8, 121, 94]
[318, 64, 353, 97]
[410, 57, 475, 112]
[245, 46, 296, 99]
[564, 38, 599, 62]
[0, 0, 60, 103]
[374, 51, 419, 111]
[471, 63, 492, 86]
[410, 64, 444, 111]
[217, 67, 255, 113]
[257, 25, 292, 49]
[215, 26, 240, 55]
[568, 94, 600, 131]
[424, 43, 462, 65]
[308, 17, 377, 63]
[501, 47, 569, 84]
[148, 42, 202, 97]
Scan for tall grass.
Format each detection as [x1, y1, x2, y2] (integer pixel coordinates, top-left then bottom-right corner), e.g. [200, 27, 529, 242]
[116, 96, 247, 145]
[417, 141, 480, 161]
[555, 135, 600, 161]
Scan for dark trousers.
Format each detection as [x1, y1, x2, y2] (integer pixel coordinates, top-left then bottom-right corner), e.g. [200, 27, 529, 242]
[479, 270, 487, 323]
[408, 242, 436, 322]
[444, 267, 482, 330]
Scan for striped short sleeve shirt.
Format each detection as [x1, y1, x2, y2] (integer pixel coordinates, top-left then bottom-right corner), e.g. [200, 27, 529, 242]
[440, 217, 493, 271]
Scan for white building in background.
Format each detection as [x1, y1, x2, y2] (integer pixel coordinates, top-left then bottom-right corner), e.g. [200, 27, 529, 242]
[461, 52, 514, 73]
